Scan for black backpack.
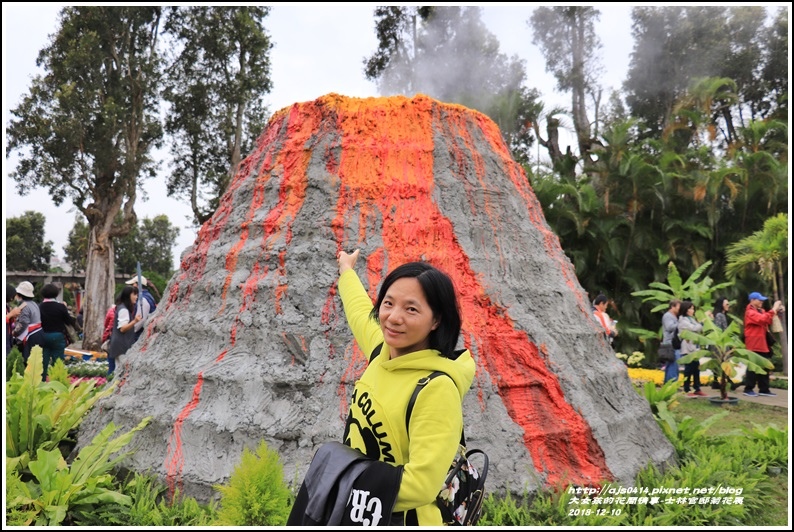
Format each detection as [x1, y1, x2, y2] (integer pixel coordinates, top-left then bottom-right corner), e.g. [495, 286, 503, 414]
[407, 372, 489, 526]
[672, 328, 682, 350]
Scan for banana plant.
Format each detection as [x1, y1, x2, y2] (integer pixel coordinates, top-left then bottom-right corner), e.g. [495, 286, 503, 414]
[677, 317, 774, 400]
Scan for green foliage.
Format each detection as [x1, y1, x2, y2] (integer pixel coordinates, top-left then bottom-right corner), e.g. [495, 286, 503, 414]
[480, 491, 534, 526]
[633, 260, 733, 312]
[47, 358, 71, 386]
[655, 405, 729, 461]
[64, 213, 89, 273]
[115, 215, 181, 279]
[6, 417, 151, 526]
[213, 440, 293, 526]
[5, 347, 115, 476]
[480, 402, 787, 526]
[5, 211, 55, 272]
[122, 474, 218, 526]
[725, 213, 788, 297]
[7, 344, 25, 380]
[162, 6, 273, 225]
[74, 472, 217, 526]
[737, 424, 788, 473]
[639, 379, 680, 416]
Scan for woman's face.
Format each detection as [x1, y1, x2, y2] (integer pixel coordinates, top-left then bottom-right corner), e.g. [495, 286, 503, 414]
[131, 292, 139, 305]
[687, 306, 695, 316]
[378, 277, 439, 358]
[722, 299, 730, 312]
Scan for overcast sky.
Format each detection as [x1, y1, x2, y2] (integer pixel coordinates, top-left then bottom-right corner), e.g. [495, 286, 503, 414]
[3, 3, 640, 269]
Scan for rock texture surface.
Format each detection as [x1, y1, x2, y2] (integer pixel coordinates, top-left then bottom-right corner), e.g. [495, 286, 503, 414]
[77, 94, 675, 502]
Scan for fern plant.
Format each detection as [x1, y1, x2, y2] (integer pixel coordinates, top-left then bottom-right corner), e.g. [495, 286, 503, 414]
[213, 440, 293, 526]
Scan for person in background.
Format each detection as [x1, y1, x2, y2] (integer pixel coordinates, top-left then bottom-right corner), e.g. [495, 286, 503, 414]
[6, 284, 17, 355]
[9, 281, 42, 363]
[712, 297, 730, 331]
[742, 292, 785, 398]
[125, 275, 157, 341]
[678, 301, 707, 397]
[107, 286, 142, 376]
[661, 300, 681, 384]
[39, 283, 79, 379]
[592, 294, 618, 344]
[101, 304, 116, 352]
[710, 296, 734, 390]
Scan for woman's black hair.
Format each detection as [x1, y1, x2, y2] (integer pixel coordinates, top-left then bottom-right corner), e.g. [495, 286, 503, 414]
[593, 294, 608, 306]
[679, 300, 694, 316]
[712, 296, 728, 317]
[118, 286, 139, 315]
[6, 284, 16, 303]
[41, 283, 60, 299]
[369, 261, 462, 359]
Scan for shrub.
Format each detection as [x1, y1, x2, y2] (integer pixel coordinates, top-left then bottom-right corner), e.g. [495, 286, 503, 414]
[7, 344, 25, 380]
[6, 347, 115, 477]
[6, 418, 151, 526]
[213, 440, 293, 526]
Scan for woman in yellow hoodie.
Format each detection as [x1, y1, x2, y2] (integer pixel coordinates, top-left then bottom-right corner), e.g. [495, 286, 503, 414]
[337, 249, 476, 526]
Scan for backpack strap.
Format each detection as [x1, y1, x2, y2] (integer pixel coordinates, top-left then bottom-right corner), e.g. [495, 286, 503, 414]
[405, 371, 466, 447]
[370, 342, 465, 445]
[370, 342, 383, 361]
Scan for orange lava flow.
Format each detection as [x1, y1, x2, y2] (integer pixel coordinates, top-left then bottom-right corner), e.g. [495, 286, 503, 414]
[328, 95, 610, 486]
[160, 94, 611, 492]
[162, 100, 324, 493]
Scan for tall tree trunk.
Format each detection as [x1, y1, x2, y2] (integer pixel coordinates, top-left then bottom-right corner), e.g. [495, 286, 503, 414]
[82, 227, 116, 351]
[570, 10, 593, 172]
[775, 262, 788, 376]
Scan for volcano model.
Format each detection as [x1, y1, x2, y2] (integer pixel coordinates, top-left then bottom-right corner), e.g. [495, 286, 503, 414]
[77, 93, 674, 503]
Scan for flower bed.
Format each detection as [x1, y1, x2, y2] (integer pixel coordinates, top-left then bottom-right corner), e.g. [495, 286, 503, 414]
[626, 368, 711, 388]
[69, 375, 108, 387]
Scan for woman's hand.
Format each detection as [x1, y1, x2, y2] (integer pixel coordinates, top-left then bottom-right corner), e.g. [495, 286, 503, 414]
[338, 249, 360, 274]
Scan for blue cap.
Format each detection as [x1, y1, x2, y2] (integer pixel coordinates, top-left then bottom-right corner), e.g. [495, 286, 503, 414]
[748, 292, 768, 301]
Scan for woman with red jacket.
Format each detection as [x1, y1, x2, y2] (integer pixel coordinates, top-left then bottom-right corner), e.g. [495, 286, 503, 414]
[742, 292, 784, 397]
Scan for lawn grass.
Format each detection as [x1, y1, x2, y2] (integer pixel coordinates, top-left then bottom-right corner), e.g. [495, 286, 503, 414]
[669, 397, 788, 437]
[669, 397, 789, 526]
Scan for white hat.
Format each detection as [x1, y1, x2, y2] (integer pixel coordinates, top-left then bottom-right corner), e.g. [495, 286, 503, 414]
[15, 281, 35, 298]
[126, 275, 148, 287]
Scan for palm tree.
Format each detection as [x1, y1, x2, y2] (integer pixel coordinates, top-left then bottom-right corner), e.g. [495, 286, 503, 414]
[725, 213, 789, 374]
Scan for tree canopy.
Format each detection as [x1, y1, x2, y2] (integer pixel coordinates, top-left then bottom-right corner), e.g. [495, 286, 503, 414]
[5, 211, 54, 272]
[162, 6, 273, 225]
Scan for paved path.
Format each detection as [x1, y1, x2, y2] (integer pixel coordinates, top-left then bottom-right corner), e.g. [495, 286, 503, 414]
[683, 380, 789, 409]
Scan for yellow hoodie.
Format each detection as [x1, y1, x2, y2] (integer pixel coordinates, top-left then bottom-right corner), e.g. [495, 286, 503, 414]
[338, 268, 476, 525]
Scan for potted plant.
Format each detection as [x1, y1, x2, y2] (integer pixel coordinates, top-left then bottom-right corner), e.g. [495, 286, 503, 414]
[678, 316, 774, 403]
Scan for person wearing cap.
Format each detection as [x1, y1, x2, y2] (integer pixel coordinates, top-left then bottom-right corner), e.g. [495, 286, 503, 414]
[8, 281, 43, 363]
[125, 275, 157, 341]
[742, 292, 785, 397]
